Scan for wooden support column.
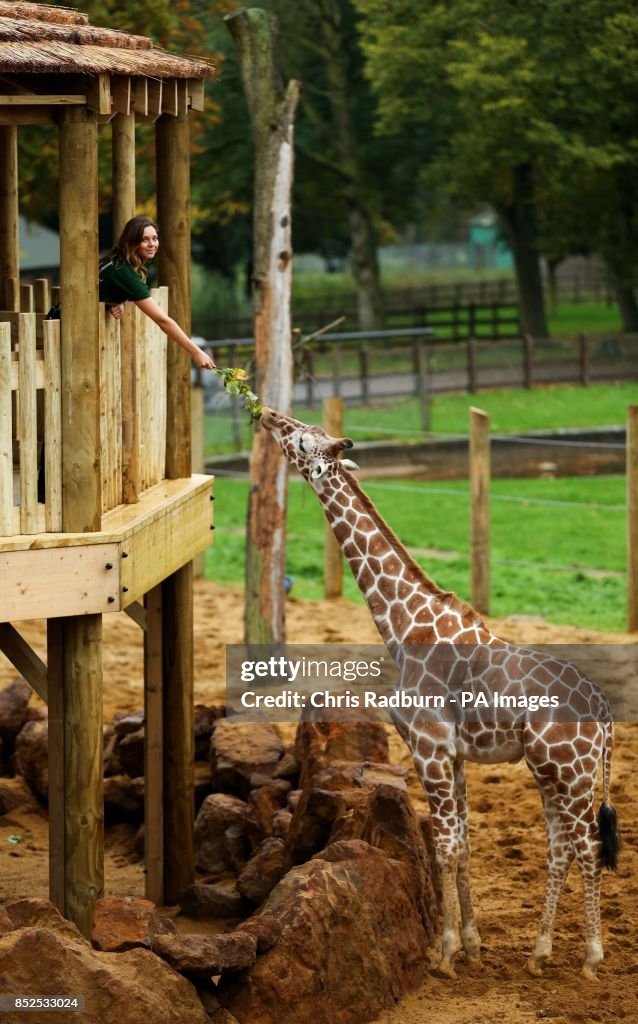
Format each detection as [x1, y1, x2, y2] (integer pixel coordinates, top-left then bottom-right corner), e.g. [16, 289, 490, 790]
[628, 405, 638, 632]
[156, 113, 192, 479]
[49, 109, 103, 939]
[161, 562, 195, 903]
[144, 584, 164, 903]
[112, 112, 136, 240]
[0, 125, 19, 308]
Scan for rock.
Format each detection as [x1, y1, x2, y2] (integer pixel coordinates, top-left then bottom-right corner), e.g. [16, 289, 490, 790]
[0, 775, 38, 816]
[235, 915, 283, 954]
[91, 896, 160, 952]
[194, 793, 249, 876]
[295, 714, 389, 789]
[287, 789, 302, 812]
[223, 821, 251, 874]
[211, 1010, 241, 1024]
[0, 926, 209, 1024]
[0, 905, 14, 934]
[3, 898, 86, 944]
[272, 748, 299, 782]
[112, 710, 144, 738]
[236, 838, 288, 906]
[244, 780, 291, 847]
[117, 727, 145, 778]
[153, 930, 257, 980]
[103, 724, 123, 777]
[0, 678, 32, 744]
[271, 809, 292, 838]
[194, 760, 212, 812]
[13, 719, 49, 800]
[194, 704, 223, 761]
[218, 840, 433, 1024]
[104, 775, 145, 825]
[178, 884, 247, 921]
[210, 720, 284, 797]
[133, 823, 145, 858]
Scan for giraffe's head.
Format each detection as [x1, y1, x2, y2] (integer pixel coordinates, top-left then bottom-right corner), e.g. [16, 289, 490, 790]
[261, 407, 358, 490]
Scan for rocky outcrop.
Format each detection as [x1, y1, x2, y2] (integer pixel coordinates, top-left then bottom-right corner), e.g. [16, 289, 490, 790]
[152, 930, 257, 980]
[294, 712, 390, 788]
[194, 793, 250, 876]
[210, 719, 284, 797]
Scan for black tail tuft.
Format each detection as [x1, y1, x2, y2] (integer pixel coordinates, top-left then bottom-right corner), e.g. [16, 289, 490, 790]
[598, 802, 621, 871]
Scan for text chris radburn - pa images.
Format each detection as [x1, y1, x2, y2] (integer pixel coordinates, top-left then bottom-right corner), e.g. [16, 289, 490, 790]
[235, 655, 560, 711]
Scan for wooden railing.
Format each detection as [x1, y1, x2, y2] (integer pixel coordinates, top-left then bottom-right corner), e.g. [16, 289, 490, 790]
[0, 285, 169, 537]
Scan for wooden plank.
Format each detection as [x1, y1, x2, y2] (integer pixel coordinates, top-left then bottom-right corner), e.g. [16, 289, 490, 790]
[191, 384, 205, 578]
[323, 397, 343, 599]
[469, 406, 490, 615]
[161, 79, 178, 117]
[111, 77, 131, 116]
[161, 563, 194, 903]
[59, 110, 101, 532]
[133, 78, 148, 117]
[34, 278, 50, 314]
[156, 115, 191, 478]
[120, 303, 139, 503]
[47, 619, 65, 913]
[628, 406, 638, 632]
[177, 80, 189, 117]
[18, 313, 38, 533]
[5, 276, 19, 312]
[111, 112, 136, 240]
[0, 126, 18, 308]
[20, 283, 33, 312]
[144, 583, 164, 903]
[0, 543, 120, 621]
[0, 622, 48, 702]
[188, 79, 205, 112]
[86, 74, 111, 115]
[137, 80, 162, 123]
[0, 95, 86, 106]
[43, 319, 62, 532]
[0, 322, 11, 535]
[0, 107, 57, 125]
[124, 600, 147, 631]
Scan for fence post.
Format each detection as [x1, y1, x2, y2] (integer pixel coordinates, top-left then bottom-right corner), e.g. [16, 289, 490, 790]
[523, 334, 534, 389]
[332, 344, 341, 398]
[470, 406, 490, 615]
[579, 332, 590, 387]
[414, 341, 430, 432]
[467, 336, 478, 394]
[323, 396, 344, 598]
[628, 405, 638, 631]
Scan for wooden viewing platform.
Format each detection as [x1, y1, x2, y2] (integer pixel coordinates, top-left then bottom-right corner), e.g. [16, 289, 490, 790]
[0, 1, 218, 937]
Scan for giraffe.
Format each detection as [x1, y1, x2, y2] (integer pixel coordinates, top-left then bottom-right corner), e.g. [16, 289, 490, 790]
[260, 407, 621, 981]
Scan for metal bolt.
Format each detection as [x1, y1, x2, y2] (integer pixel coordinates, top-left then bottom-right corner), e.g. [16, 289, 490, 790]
[210, 524, 215, 530]
[210, 494, 215, 501]
[122, 586, 129, 593]
[107, 596, 115, 604]
[105, 562, 113, 570]
[122, 551, 129, 558]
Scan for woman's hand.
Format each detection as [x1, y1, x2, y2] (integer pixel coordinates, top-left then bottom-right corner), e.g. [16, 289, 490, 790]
[108, 303, 125, 320]
[193, 347, 216, 370]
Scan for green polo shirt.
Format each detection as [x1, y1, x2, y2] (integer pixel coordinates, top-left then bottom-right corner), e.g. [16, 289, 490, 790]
[99, 259, 152, 304]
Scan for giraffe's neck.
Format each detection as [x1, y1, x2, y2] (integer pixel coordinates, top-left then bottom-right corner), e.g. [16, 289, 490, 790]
[317, 469, 488, 649]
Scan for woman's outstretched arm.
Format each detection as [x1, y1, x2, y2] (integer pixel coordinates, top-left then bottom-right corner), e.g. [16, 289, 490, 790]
[134, 296, 215, 369]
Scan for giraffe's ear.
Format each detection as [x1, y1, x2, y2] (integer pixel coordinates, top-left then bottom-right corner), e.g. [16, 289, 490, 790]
[341, 458, 359, 471]
[333, 437, 354, 452]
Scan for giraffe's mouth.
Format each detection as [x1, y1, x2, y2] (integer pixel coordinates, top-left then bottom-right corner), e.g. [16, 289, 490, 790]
[260, 407, 279, 431]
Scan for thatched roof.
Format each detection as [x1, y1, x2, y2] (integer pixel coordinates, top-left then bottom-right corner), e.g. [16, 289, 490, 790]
[0, 1, 217, 80]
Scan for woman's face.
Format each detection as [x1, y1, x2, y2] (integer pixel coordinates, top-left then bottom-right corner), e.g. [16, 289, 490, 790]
[137, 225, 159, 262]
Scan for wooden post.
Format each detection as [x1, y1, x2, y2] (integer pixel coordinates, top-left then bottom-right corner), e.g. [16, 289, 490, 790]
[156, 114, 196, 900]
[579, 332, 590, 387]
[0, 125, 19, 309]
[144, 584, 164, 903]
[523, 334, 534, 390]
[323, 397, 343, 599]
[628, 405, 638, 632]
[156, 114, 192, 480]
[332, 343, 342, 398]
[49, 109, 103, 939]
[191, 384, 205, 577]
[414, 341, 430, 432]
[359, 345, 369, 405]
[161, 563, 195, 902]
[470, 407, 490, 615]
[112, 112, 136, 240]
[467, 336, 478, 394]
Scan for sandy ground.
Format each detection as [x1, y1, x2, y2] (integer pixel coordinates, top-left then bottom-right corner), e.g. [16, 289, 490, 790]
[0, 579, 636, 1024]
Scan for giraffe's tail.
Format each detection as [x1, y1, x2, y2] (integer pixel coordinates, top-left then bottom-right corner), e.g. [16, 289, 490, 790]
[598, 720, 621, 871]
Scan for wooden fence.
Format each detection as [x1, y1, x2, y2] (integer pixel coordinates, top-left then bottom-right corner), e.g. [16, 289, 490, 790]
[1, 285, 169, 537]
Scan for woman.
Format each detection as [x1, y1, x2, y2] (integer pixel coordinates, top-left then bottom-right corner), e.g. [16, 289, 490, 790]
[100, 216, 215, 370]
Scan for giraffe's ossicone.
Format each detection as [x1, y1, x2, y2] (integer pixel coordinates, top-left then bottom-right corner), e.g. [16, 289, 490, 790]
[261, 407, 621, 981]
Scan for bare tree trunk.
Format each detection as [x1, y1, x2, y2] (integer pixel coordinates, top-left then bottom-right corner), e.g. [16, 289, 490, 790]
[346, 193, 384, 330]
[499, 164, 549, 339]
[226, 8, 300, 645]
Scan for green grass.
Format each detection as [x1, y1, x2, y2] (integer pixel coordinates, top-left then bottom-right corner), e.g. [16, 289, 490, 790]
[548, 300, 621, 336]
[205, 381, 633, 455]
[205, 474, 627, 632]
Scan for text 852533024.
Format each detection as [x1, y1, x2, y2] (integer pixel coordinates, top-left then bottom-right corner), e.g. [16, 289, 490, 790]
[0, 996, 86, 1012]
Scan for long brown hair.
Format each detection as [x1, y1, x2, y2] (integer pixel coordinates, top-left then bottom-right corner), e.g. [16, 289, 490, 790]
[106, 216, 158, 280]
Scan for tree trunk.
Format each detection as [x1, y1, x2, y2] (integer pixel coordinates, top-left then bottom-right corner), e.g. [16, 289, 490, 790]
[346, 194, 384, 330]
[499, 164, 549, 339]
[226, 8, 300, 645]
[614, 282, 638, 332]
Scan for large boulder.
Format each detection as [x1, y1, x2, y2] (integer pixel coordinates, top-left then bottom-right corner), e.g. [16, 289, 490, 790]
[294, 713, 389, 789]
[91, 896, 162, 953]
[243, 781, 291, 848]
[0, 775, 38, 817]
[13, 718, 49, 801]
[236, 838, 288, 906]
[0, 926, 209, 1024]
[0, 678, 33, 746]
[178, 884, 247, 921]
[194, 793, 249, 876]
[218, 839, 434, 1024]
[152, 930, 257, 981]
[210, 720, 284, 797]
[103, 776, 145, 825]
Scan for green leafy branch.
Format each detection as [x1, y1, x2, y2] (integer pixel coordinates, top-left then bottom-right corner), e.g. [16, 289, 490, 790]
[213, 366, 263, 418]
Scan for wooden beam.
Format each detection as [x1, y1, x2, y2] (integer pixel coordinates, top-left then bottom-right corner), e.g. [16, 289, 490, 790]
[112, 112, 136, 240]
[156, 114, 192, 478]
[0, 125, 18, 308]
[177, 80, 189, 117]
[86, 74, 111, 115]
[111, 77, 131, 116]
[0, 95, 86, 106]
[124, 600, 147, 631]
[0, 108, 57, 125]
[144, 583, 164, 903]
[162, 563, 194, 903]
[34, 278, 50, 314]
[20, 282, 33, 312]
[0, 322, 11, 535]
[0, 623, 48, 702]
[47, 619, 65, 913]
[133, 79, 148, 117]
[161, 79, 178, 117]
[59, 109, 101, 532]
[137, 79, 162, 123]
[188, 79, 205, 112]
[18, 313, 38, 533]
[0, 543, 120, 620]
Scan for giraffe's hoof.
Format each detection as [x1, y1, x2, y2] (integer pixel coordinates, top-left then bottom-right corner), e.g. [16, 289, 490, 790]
[581, 965, 599, 982]
[466, 955, 482, 972]
[526, 957, 544, 978]
[434, 960, 458, 980]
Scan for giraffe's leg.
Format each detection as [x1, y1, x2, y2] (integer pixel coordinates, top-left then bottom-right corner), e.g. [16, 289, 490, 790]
[573, 820, 604, 981]
[453, 760, 481, 968]
[526, 790, 575, 978]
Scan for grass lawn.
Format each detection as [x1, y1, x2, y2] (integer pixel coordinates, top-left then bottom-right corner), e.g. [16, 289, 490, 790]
[205, 381, 633, 454]
[205, 474, 627, 632]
